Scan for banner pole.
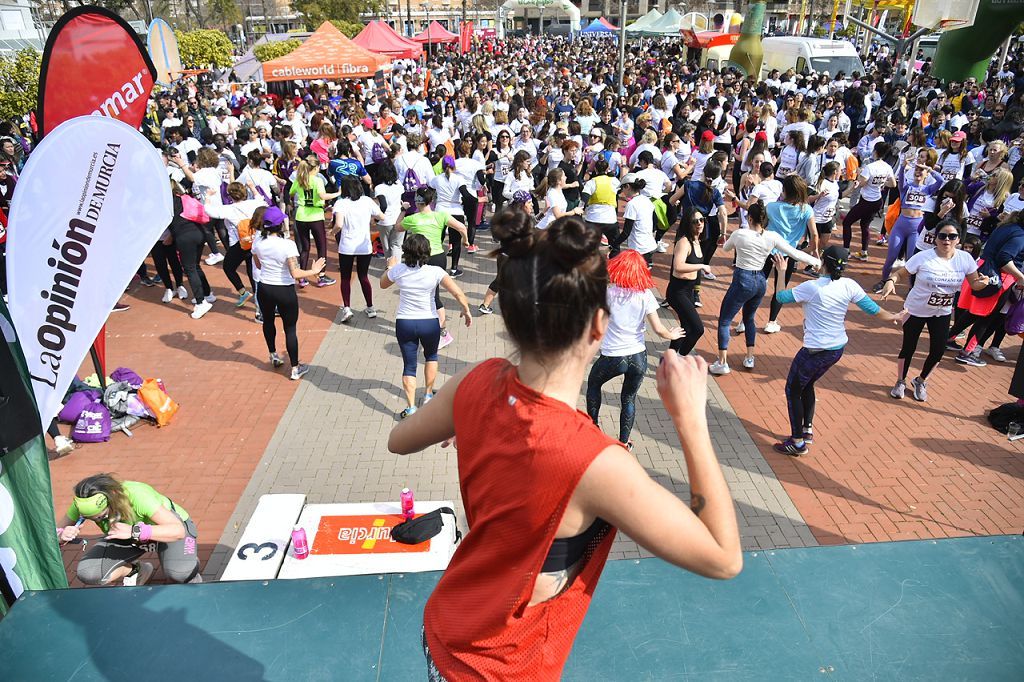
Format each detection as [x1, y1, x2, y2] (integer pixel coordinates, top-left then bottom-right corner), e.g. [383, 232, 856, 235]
[89, 344, 107, 391]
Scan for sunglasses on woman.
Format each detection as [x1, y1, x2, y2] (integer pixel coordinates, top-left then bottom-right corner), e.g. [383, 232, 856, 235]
[935, 232, 959, 241]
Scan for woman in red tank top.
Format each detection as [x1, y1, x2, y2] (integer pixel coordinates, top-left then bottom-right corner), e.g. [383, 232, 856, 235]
[389, 208, 742, 681]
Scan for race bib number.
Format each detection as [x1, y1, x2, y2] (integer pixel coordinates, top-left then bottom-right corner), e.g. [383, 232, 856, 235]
[927, 292, 954, 307]
[820, 207, 836, 220]
[922, 230, 936, 246]
[871, 175, 888, 187]
[966, 214, 984, 228]
[778, 166, 793, 176]
[905, 190, 927, 206]
[941, 169, 957, 181]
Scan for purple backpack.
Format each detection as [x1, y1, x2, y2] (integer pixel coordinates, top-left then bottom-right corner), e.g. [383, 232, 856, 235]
[72, 403, 112, 443]
[1006, 295, 1024, 336]
[59, 389, 102, 423]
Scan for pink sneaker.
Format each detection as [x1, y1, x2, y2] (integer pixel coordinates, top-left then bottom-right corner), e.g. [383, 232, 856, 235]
[298, 279, 309, 289]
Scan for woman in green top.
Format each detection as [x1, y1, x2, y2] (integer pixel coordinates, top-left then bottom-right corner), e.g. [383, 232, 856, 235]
[400, 186, 469, 349]
[57, 473, 201, 586]
[289, 156, 339, 288]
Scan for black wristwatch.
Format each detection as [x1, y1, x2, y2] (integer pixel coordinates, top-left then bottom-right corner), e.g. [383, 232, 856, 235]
[131, 524, 142, 542]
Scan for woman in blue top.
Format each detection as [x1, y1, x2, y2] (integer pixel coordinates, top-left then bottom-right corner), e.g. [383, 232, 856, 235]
[875, 158, 945, 291]
[763, 175, 819, 334]
[772, 246, 905, 455]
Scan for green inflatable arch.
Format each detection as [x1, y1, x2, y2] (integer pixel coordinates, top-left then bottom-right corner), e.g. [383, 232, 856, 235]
[933, 0, 1024, 81]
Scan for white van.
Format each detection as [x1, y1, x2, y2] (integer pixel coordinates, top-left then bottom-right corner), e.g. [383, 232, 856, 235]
[760, 37, 866, 78]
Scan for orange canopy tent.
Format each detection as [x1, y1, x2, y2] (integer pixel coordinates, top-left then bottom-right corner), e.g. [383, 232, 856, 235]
[413, 21, 458, 44]
[353, 20, 423, 59]
[262, 22, 390, 82]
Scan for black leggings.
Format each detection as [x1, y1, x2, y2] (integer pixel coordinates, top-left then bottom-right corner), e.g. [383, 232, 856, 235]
[590, 221, 620, 256]
[338, 253, 373, 308]
[948, 291, 1010, 352]
[666, 277, 704, 356]
[223, 242, 254, 292]
[428, 253, 447, 310]
[295, 219, 327, 271]
[174, 229, 211, 305]
[700, 217, 722, 266]
[202, 219, 228, 256]
[763, 254, 797, 323]
[487, 253, 508, 294]
[461, 195, 479, 247]
[491, 179, 506, 216]
[256, 282, 300, 366]
[152, 241, 183, 289]
[842, 196, 884, 252]
[898, 314, 951, 380]
[448, 221, 466, 271]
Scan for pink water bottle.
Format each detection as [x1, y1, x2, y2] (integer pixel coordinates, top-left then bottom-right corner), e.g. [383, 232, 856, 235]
[401, 488, 415, 520]
[291, 526, 309, 559]
[156, 378, 166, 393]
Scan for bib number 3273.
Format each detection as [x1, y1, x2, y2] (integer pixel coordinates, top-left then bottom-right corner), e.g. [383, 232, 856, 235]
[927, 292, 954, 307]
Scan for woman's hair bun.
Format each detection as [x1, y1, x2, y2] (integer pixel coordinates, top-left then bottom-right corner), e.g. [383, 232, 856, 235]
[491, 206, 536, 257]
[545, 216, 601, 270]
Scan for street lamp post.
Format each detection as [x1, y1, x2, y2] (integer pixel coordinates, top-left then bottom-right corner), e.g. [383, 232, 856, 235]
[617, 0, 627, 95]
[407, 0, 413, 36]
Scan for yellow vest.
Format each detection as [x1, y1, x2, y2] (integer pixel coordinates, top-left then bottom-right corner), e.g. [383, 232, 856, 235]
[588, 175, 617, 207]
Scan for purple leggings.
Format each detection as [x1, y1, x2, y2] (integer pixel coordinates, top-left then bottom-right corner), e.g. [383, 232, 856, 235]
[881, 215, 923, 280]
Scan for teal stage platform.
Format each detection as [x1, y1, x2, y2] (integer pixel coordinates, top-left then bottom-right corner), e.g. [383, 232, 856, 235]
[2, 535, 1021, 680]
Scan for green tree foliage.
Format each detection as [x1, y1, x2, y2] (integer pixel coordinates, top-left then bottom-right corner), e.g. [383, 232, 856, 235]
[205, 0, 244, 29]
[254, 38, 303, 62]
[0, 49, 41, 122]
[175, 29, 235, 68]
[330, 19, 365, 37]
[292, 0, 382, 28]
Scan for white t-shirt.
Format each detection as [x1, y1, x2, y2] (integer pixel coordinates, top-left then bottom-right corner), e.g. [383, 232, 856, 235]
[191, 167, 222, 202]
[903, 249, 978, 318]
[750, 179, 783, 206]
[812, 180, 840, 223]
[859, 160, 895, 202]
[966, 191, 997, 236]
[430, 172, 468, 216]
[1002, 192, 1024, 216]
[334, 196, 384, 255]
[791, 277, 869, 349]
[600, 286, 659, 356]
[624, 195, 656, 254]
[583, 177, 621, 224]
[388, 263, 446, 319]
[252, 235, 299, 286]
[375, 182, 404, 226]
[537, 188, 567, 230]
[239, 166, 276, 201]
[635, 167, 671, 199]
[454, 157, 485, 190]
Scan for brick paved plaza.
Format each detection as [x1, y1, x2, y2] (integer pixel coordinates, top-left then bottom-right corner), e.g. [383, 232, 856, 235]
[50, 220, 1024, 584]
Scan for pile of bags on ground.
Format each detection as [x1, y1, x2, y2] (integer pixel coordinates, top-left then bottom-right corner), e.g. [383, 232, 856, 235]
[58, 367, 179, 443]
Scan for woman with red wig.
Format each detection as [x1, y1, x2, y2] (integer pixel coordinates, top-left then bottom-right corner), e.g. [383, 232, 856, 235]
[585, 250, 683, 449]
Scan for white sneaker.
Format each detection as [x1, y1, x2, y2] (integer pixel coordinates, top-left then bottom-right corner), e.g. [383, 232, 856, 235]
[764, 321, 781, 334]
[338, 306, 354, 323]
[709, 360, 731, 375]
[656, 240, 668, 253]
[190, 300, 213, 319]
[703, 270, 717, 280]
[742, 356, 755, 370]
[123, 561, 154, 587]
[365, 307, 378, 319]
[269, 352, 284, 368]
[290, 364, 310, 380]
[983, 346, 1007, 363]
[893, 258, 906, 269]
[176, 286, 188, 300]
[161, 289, 174, 303]
[204, 294, 217, 304]
[54, 435, 74, 456]
[734, 321, 745, 334]
[205, 253, 225, 265]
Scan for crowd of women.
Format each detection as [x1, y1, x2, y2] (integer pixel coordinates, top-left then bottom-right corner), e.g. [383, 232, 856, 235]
[10, 31, 1024, 676]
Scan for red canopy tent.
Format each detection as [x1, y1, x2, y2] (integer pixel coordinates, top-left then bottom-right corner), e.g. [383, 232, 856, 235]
[413, 21, 458, 44]
[353, 20, 423, 59]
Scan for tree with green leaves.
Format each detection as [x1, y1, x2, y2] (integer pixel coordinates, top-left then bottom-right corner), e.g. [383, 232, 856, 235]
[0, 49, 41, 122]
[254, 38, 303, 62]
[330, 19, 364, 37]
[176, 29, 235, 68]
[205, 0, 243, 29]
[292, 0, 383, 28]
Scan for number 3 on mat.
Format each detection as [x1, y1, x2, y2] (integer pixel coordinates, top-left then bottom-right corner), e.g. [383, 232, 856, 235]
[237, 542, 279, 561]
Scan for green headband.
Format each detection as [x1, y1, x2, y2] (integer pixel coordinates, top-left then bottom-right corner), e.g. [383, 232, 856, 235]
[74, 493, 108, 517]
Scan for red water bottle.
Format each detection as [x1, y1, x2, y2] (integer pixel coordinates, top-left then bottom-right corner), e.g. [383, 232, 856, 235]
[401, 488, 415, 520]
[291, 526, 309, 559]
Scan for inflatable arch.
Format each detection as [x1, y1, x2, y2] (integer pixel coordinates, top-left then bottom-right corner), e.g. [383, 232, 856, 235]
[497, 0, 581, 37]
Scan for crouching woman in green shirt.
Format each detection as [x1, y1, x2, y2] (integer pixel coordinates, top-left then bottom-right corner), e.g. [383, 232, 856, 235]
[56, 473, 201, 586]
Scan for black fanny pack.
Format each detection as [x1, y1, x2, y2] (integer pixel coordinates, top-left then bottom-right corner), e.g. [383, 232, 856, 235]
[392, 507, 462, 545]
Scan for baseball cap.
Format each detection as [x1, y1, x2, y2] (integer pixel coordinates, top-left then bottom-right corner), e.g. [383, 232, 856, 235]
[621, 173, 640, 185]
[263, 206, 286, 226]
[701, 130, 715, 142]
[950, 131, 967, 142]
[755, 131, 768, 142]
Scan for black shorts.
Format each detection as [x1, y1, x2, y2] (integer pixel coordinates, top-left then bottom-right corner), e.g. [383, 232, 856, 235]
[815, 220, 835, 236]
